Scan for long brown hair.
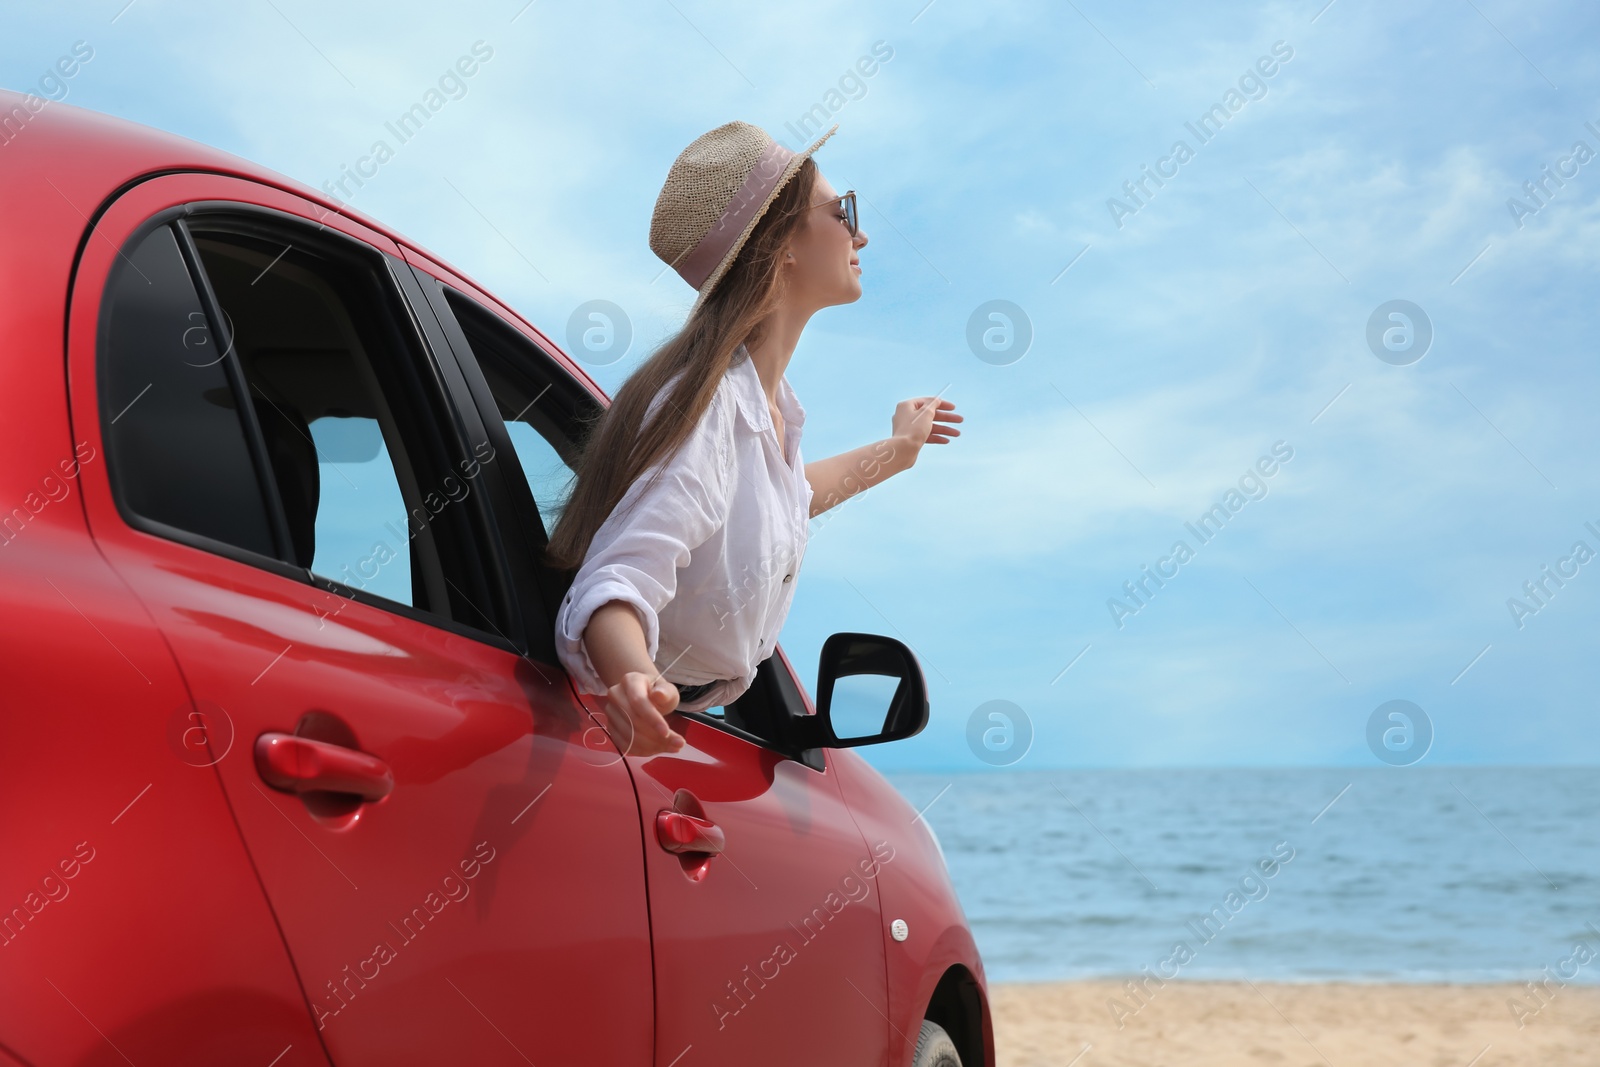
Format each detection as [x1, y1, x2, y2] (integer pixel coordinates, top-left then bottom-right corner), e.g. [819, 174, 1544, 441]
[544, 157, 820, 573]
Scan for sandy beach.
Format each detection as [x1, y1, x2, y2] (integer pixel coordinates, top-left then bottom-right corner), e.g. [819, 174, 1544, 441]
[990, 980, 1600, 1066]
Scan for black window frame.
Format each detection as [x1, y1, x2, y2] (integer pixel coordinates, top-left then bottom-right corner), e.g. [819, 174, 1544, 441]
[405, 272, 586, 666]
[408, 271, 827, 770]
[96, 201, 524, 654]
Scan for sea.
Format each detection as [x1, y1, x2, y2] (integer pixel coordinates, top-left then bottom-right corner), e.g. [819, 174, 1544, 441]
[884, 766, 1600, 985]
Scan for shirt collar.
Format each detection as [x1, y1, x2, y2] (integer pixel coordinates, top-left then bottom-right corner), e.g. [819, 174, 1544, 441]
[729, 344, 805, 436]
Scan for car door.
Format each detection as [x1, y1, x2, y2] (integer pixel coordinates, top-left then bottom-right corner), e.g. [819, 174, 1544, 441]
[67, 173, 655, 1065]
[401, 256, 896, 1066]
[1, 310, 330, 1062]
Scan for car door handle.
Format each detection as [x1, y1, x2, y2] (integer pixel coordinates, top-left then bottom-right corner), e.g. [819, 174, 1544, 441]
[255, 732, 395, 802]
[655, 810, 725, 855]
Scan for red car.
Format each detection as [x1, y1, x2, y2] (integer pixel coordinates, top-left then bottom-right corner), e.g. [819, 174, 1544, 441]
[0, 90, 991, 1067]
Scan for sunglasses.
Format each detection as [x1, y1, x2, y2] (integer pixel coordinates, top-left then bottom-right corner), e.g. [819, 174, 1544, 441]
[814, 190, 858, 238]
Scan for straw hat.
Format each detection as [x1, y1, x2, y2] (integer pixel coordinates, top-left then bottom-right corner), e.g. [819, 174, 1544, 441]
[650, 120, 839, 315]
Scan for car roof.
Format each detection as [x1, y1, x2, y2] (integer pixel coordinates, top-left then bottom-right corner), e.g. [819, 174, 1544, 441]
[0, 88, 396, 247]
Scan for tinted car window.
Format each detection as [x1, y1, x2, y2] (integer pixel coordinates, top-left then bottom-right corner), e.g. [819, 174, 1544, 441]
[100, 223, 278, 556]
[440, 288, 584, 541]
[100, 212, 507, 637]
[190, 231, 440, 609]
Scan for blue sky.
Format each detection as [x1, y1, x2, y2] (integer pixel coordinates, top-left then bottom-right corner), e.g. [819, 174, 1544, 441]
[11, 0, 1600, 770]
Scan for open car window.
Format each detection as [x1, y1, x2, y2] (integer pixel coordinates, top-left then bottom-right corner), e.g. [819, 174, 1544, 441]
[420, 280, 819, 760]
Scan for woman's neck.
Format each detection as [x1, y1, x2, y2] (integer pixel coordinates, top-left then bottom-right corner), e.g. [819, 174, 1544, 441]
[745, 304, 813, 402]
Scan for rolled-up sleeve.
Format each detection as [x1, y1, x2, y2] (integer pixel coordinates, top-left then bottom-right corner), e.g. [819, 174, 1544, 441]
[555, 388, 737, 696]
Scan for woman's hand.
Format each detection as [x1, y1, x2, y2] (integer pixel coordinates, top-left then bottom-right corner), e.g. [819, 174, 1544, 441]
[599, 670, 687, 758]
[890, 396, 962, 468]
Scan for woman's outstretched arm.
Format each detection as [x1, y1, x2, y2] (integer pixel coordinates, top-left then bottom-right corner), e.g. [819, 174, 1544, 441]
[582, 600, 685, 757]
[804, 395, 961, 518]
[804, 438, 908, 518]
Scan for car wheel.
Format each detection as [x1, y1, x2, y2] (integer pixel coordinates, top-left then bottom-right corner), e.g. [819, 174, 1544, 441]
[911, 1019, 963, 1067]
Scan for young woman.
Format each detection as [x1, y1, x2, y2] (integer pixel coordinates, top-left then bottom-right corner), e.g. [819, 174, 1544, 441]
[547, 119, 962, 757]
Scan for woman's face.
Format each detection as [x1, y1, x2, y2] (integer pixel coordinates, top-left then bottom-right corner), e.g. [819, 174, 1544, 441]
[783, 171, 869, 309]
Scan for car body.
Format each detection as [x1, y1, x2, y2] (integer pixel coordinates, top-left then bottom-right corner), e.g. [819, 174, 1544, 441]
[0, 89, 992, 1067]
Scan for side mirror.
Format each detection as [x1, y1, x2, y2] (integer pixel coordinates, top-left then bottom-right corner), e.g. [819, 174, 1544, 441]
[790, 632, 929, 750]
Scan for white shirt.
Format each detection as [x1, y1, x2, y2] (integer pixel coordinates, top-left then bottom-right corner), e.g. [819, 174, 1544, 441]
[555, 344, 813, 712]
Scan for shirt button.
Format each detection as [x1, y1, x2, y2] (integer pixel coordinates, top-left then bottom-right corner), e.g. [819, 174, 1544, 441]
[783, 573, 793, 583]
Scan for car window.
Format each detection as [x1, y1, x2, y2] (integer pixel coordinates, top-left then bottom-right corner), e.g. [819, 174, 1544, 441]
[189, 229, 440, 609]
[99, 213, 508, 638]
[502, 419, 574, 536]
[302, 414, 413, 605]
[100, 224, 279, 556]
[439, 287, 583, 541]
[430, 286, 753, 723]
